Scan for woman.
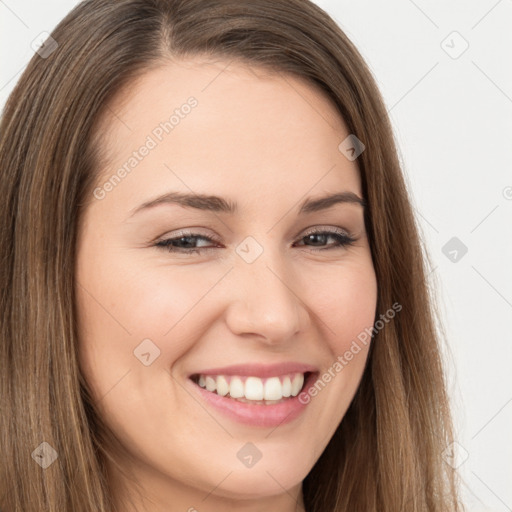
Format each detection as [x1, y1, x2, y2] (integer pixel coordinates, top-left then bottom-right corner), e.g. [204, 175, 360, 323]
[0, 0, 463, 510]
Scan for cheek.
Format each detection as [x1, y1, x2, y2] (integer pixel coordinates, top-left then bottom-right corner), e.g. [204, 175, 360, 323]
[75, 248, 219, 393]
[296, 258, 377, 432]
[309, 257, 378, 354]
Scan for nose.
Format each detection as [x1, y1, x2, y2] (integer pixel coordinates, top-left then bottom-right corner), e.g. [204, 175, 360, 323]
[224, 246, 307, 345]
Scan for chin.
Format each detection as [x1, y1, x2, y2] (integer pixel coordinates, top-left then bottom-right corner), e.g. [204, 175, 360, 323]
[203, 460, 306, 499]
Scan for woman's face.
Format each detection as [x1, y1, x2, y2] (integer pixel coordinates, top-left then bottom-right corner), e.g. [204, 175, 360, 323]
[75, 58, 377, 511]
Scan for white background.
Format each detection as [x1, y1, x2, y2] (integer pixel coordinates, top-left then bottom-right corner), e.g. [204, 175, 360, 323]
[1, 1, 511, 510]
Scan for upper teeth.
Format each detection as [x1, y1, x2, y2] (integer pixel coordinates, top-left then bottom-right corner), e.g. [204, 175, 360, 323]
[196, 373, 305, 401]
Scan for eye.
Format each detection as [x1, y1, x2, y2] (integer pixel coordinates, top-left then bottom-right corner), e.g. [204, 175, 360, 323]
[294, 227, 357, 251]
[154, 227, 357, 255]
[154, 232, 219, 255]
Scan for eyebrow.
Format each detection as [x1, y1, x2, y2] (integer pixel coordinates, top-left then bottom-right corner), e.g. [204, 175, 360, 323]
[128, 190, 366, 218]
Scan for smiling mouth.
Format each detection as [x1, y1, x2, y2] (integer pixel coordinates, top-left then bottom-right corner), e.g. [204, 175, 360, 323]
[189, 372, 313, 405]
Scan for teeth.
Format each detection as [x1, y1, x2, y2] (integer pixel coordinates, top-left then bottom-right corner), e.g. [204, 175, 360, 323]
[291, 373, 304, 396]
[216, 375, 229, 396]
[264, 377, 282, 401]
[282, 376, 292, 397]
[195, 372, 306, 402]
[245, 377, 264, 400]
[205, 376, 216, 392]
[229, 377, 244, 398]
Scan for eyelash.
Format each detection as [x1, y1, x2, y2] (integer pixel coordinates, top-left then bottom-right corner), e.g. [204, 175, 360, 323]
[154, 228, 357, 255]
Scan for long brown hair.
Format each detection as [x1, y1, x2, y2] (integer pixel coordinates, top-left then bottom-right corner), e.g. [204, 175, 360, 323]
[0, 0, 463, 510]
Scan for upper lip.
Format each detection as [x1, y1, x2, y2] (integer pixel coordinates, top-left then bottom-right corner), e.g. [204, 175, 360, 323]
[189, 362, 318, 379]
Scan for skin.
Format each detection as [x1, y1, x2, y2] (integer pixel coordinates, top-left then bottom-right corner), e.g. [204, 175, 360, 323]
[75, 57, 378, 512]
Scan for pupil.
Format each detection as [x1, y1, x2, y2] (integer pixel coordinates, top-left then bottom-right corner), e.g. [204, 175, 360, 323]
[308, 234, 326, 246]
[179, 236, 195, 248]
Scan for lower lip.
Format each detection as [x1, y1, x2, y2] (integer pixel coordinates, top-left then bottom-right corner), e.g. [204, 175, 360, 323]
[187, 372, 317, 428]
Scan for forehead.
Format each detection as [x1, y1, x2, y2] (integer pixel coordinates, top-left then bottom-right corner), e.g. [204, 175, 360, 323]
[91, 57, 362, 214]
